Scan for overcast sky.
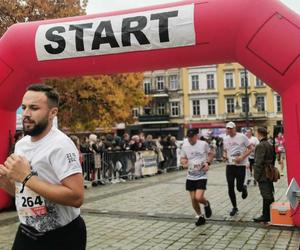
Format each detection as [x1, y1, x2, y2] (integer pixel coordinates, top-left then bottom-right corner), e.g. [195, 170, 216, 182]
[86, 0, 300, 15]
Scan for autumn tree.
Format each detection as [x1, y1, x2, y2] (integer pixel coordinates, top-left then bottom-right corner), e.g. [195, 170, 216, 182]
[0, 0, 87, 37]
[48, 74, 150, 132]
[1, 0, 149, 132]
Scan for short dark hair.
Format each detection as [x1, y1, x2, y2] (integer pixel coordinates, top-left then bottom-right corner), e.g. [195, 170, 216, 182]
[257, 127, 268, 137]
[187, 128, 198, 137]
[27, 84, 59, 107]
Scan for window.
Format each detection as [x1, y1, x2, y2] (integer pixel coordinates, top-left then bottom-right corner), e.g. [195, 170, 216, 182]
[208, 99, 216, 115]
[256, 78, 264, 87]
[256, 96, 265, 112]
[169, 75, 179, 90]
[242, 97, 249, 113]
[144, 106, 151, 115]
[170, 102, 180, 116]
[225, 72, 234, 88]
[157, 103, 165, 115]
[132, 108, 139, 118]
[240, 70, 248, 88]
[191, 75, 199, 90]
[144, 80, 151, 94]
[226, 98, 235, 113]
[276, 95, 282, 113]
[192, 100, 200, 116]
[207, 74, 215, 89]
[156, 76, 164, 91]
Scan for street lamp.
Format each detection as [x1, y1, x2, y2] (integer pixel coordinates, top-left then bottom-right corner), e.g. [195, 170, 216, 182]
[244, 68, 249, 128]
[235, 68, 258, 129]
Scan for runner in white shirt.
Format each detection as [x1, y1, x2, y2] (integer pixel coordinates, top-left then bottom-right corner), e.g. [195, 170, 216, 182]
[245, 128, 259, 185]
[0, 84, 86, 250]
[223, 122, 252, 217]
[180, 128, 214, 226]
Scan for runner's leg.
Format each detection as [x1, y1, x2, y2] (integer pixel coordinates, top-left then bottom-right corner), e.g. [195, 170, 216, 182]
[226, 165, 237, 208]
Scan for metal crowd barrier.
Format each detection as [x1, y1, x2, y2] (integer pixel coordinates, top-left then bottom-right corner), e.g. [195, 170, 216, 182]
[101, 150, 136, 181]
[81, 148, 178, 187]
[161, 146, 178, 171]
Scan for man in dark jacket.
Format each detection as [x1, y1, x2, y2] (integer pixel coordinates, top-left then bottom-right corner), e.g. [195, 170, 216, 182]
[253, 127, 275, 223]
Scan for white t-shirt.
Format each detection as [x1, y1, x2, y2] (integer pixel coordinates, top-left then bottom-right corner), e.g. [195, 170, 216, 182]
[248, 136, 259, 159]
[223, 133, 250, 166]
[181, 140, 210, 180]
[14, 126, 82, 232]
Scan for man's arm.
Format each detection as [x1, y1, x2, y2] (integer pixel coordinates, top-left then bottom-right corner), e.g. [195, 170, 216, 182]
[180, 156, 189, 168]
[202, 149, 215, 172]
[3, 154, 84, 208]
[222, 148, 228, 162]
[236, 144, 253, 164]
[26, 173, 84, 208]
[243, 144, 253, 159]
[0, 166, 15, 196]
[179, 145, 189, 168]
[207, 150, 215, 164]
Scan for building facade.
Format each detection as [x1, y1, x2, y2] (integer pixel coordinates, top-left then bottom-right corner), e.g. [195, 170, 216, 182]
[217, 63, 283, 135]
[185, 65, 224, 131]
[127, 63, 283, 139]
[128, 68, 185, 138]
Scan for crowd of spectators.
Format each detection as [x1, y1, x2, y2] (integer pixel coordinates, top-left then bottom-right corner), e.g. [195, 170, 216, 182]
[69, 132, 179, 186]
[73, 132, 178, 154]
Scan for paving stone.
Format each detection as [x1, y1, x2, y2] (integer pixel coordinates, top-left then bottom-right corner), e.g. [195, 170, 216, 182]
[0, 164, 299, 250]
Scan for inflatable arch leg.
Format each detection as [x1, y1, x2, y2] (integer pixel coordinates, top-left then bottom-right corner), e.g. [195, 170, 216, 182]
[0, 110, 16, 210]
[282, 84, 300, 224]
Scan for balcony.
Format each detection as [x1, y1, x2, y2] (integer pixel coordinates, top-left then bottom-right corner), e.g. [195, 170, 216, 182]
[225, 111, 268, 120]
[252, 111, 268, 119]
[225, 112, 241, 120]
[145, 88, 169, 96]
[138, 114, 170, 122]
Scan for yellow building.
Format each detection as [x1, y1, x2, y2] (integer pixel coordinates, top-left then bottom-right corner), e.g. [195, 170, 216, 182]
[217, 63, 283, 134]
[182, 63, 283, 136]
[129, 63, 283, 139]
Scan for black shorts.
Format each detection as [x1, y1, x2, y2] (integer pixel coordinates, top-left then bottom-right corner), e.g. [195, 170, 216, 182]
[12, 216, 86, 250]
[277, 152, 285, 162]
[248, 158, 254, 166]
[186, 179, 207, 191]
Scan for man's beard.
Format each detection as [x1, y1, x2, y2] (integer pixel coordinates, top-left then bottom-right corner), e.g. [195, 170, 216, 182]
[23, 117, 49, 137]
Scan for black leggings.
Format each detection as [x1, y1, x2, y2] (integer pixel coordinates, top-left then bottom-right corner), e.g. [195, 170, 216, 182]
[12, 216, 86, 250]
[248, 158, 254, 173]
[226, 165, 246, 208]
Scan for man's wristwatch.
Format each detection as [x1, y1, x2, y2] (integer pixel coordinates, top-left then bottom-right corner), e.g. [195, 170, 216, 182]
[20, 171, 37, 193]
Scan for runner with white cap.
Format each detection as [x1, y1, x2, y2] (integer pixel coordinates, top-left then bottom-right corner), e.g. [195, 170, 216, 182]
[223, 121, 252, 216]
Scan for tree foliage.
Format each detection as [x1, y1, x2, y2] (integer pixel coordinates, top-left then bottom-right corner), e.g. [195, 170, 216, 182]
[1, 0, 149, 132]
[47, 74, 150, 132]
[0, 0, 87, 37]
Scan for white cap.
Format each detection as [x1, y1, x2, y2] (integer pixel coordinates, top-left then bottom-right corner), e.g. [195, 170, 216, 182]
[226, 121, 236, 128]
[89, 134, 97, 142]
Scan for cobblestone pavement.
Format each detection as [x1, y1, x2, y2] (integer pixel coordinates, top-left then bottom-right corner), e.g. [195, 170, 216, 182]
[0, 162, 299, 250]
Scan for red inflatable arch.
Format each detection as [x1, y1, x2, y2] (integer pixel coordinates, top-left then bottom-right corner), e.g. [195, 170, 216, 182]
[0, 0, 300, 224]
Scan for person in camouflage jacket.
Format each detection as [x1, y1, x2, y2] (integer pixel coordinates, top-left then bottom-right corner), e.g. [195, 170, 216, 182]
[253, 127, 275, 223]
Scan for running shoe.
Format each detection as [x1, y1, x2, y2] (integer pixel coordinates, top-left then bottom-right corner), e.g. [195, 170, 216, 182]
[242, 185, 248, 199]
[230, 207, 238, 216]
[204, 201, 212, 218]
[195, 215, 206, 226]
